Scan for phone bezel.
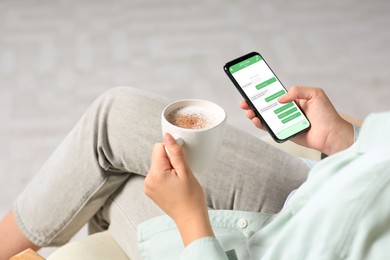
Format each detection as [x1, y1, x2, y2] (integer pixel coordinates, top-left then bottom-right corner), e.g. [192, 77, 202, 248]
[224, 51, 310, 143]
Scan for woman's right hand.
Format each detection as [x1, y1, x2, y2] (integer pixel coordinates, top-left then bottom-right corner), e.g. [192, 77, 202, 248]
[144, 133, 214, 246]
[240, 86, 354, 156]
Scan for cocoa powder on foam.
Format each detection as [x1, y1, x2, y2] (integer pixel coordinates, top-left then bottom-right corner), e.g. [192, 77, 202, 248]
[167, 106, 213, 129]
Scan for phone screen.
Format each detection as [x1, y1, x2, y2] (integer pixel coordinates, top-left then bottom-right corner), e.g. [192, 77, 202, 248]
[224, 52, 310, 142]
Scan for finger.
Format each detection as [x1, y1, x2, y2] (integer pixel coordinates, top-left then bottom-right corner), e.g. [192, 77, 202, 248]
[278, 86, 315, 103]
[150, 143, 171, 175]
[239, 100, 250, 110]
[244, 106, 265, 129]
[239, 100, 266, 130]
[252, 117, 264, 129]
[246, 109, 256, 119]
[163, 133, 189, 174]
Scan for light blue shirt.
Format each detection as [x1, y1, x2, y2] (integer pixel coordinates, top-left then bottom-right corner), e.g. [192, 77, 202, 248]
[137, 112, 390, 259]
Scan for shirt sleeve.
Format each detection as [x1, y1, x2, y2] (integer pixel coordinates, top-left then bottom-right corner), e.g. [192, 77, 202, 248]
[180, 237, 229, 260]
[352, 124, 361, 142]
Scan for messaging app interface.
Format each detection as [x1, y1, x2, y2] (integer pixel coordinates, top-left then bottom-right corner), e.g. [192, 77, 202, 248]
[229, 54, 309, 140]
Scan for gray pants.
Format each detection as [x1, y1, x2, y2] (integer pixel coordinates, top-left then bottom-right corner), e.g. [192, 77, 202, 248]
[14, 87, 310, 259]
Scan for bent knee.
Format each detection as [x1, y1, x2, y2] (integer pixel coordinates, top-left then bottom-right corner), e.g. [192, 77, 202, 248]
[96, 86, 169, 112]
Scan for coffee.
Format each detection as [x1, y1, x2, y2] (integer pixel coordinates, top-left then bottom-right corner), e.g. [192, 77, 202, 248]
[162, 99, 226, 173]
[167, 106, 215, 129]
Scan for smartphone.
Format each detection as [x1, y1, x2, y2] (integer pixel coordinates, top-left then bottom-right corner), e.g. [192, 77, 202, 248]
[224, 52, 310, 143]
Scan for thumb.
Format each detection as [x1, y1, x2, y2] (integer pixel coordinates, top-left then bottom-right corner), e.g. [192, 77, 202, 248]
[278, 86, 312, 103]
[164, 133, 190, 173]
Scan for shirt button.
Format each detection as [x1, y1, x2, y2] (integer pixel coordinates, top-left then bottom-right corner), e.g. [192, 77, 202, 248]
[238, 218, 248, 229]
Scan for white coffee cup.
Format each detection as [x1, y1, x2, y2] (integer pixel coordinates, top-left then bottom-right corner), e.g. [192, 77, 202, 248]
[161, 99, 227, 173]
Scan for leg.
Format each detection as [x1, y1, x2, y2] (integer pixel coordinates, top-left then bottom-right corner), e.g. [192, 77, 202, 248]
[0, 210, 40, 260]
[4, 87, 169, 257]
[201, 126, 310, 213]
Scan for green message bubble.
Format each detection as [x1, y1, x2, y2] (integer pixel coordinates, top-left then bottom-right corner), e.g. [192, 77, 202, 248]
[256, 77, 277, 90]
[278, 107, 298, 119]
[265, 90, 286, 102]
[274, 102, 294, 114]
[282, 112, 302, 124]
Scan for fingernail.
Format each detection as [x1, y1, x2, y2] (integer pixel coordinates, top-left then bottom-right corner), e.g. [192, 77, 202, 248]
[164, 133, 176, 145]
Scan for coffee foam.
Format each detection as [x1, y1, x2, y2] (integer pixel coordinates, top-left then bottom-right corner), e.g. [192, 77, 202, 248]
[167, 106, 217, 129]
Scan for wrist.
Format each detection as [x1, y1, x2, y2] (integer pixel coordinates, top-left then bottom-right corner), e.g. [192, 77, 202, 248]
[322, 120, 354, 156]
[175, 209, 214, 246]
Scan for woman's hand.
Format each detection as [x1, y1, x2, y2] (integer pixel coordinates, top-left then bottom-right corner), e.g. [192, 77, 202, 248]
[144, 133, 214, 246]
[240, 86, 354, 155]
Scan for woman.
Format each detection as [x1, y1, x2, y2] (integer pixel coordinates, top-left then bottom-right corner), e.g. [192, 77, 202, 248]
[1, 86, 388, 260]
